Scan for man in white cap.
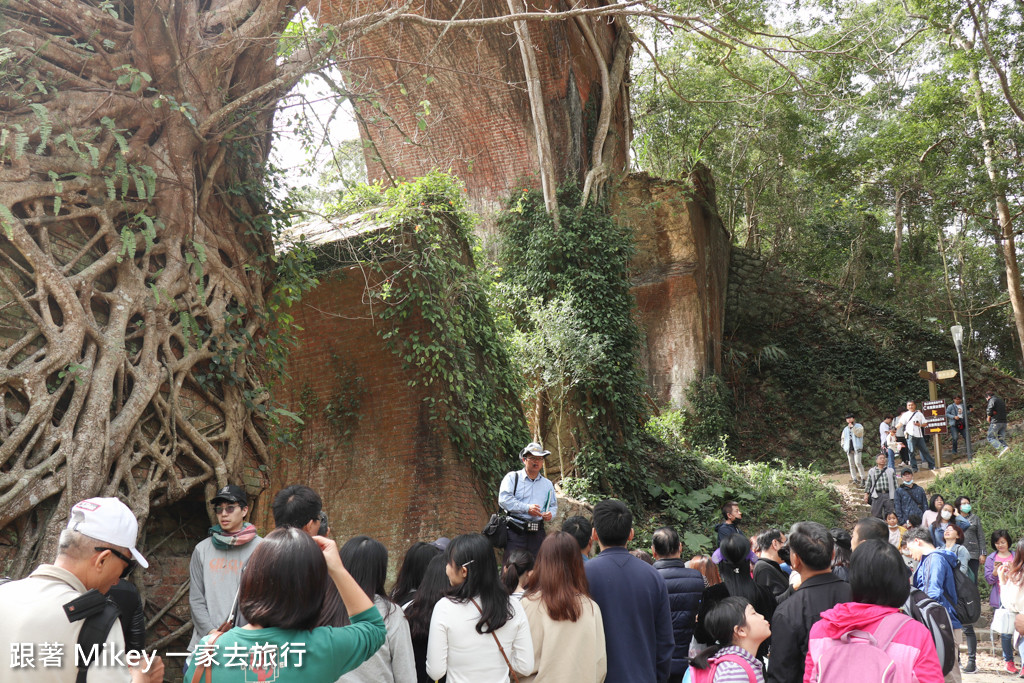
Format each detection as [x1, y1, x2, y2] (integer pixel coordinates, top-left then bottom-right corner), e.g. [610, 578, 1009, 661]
[187, 484, 261, 653]
[0, 496, 164, 682]
[498, 441, 558, 562]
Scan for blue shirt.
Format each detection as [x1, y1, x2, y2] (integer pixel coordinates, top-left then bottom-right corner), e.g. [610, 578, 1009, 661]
[498, 468, 557, 523]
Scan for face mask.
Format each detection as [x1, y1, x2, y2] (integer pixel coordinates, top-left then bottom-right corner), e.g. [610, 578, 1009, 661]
[902, 480, 912, 487]
[888, 521, 898, 528]
[961, 504, 972, 514]
[941, 510, 952, 521]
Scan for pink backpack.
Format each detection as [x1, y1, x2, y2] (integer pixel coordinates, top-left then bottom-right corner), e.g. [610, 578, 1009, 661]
[809, 612, 915, 683]
[689, 653, 758, 683]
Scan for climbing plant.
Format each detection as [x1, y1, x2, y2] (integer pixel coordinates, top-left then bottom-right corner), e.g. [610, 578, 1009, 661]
[496, 185, 651, 500]
[326, 172, 529, 490]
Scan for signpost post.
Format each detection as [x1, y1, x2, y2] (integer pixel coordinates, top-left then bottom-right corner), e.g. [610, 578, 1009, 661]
[918, 360, 958, 468]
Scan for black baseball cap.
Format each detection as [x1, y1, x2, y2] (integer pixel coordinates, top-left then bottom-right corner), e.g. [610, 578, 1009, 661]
[210, 484, 247, 506]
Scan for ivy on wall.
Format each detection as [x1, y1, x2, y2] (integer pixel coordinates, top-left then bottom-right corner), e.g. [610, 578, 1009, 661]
[328, 172, 529, 491]
[495, 185, 652, 500]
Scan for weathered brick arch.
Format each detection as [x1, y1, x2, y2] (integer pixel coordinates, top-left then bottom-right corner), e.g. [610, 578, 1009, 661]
[311, 0, 631, 237]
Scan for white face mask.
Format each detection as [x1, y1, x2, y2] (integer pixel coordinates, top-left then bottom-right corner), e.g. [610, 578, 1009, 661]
[941, 510, 953, 521]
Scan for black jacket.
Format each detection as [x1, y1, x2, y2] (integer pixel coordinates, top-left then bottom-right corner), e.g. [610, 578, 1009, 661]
[107, 579, 146, 652]
[653, 559, 705, 677]
[753, 558, 790, 604]
[765, 571, 852, 683]
[988, 394, 1008, 422]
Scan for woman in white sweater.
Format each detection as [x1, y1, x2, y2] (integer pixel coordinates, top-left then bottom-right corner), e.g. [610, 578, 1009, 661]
[520, 531, 606, 683]
[426, 534, 534, 683]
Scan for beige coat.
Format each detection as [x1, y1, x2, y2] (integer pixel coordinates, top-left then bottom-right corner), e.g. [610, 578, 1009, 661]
[520, 593, 607, 683]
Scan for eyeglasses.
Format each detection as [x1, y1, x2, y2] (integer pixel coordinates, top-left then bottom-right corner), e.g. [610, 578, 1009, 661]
[213, 504, 239, 515]
[94, 546, 137, 578]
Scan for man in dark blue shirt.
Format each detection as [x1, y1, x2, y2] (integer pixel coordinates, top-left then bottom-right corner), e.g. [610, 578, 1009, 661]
[585, 499, 674, 683]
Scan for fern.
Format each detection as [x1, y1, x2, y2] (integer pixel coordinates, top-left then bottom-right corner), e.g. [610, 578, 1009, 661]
[0, 204, 17, 239]
[118, 226, 136, 263]
[29, 103, 51, 154]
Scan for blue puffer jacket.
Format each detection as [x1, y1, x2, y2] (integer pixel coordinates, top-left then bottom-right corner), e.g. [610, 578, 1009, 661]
[653, 558, 704, 677]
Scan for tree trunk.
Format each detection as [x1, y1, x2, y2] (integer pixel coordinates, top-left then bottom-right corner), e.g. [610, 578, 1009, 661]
[964, 68, 1024, 365]
[0, 0, 311, 573]
[892, 188, 905, 286]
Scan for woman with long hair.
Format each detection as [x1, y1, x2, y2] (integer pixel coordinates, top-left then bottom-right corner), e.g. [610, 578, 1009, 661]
[691, 555, 722, 588]
[391, 541, 443, 607]
[829, 529, 851, 582]
[684, 597, 769, 683]
[805, 540, 942, 682]
[404, 554, 450, 683]
[695, 535, 775, 661]
[426, 534, 534, 683]
[921, 494, 945, 529]
[184, 527, 386, 682]
[329, 536, 416, 683]
[501, 549, 535, 599]
[996, 538, 1024, 675]
[985, 530, 1018, 672]
[519, 531, 606, 682]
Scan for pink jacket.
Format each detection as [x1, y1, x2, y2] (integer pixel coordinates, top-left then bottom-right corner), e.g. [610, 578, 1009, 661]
[803, 602, 943, 683]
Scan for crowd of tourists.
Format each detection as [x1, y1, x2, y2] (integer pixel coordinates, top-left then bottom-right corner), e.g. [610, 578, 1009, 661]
[1, 429, 1022, 683]
[842, 390, 1010, 487]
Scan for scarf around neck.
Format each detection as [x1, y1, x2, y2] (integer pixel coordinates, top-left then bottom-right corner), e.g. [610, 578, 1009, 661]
[210, 521, 257, 550]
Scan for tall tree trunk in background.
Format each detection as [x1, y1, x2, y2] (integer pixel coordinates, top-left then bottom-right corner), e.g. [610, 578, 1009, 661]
[892, 188, 905, 287]
[968, 66, 1024, 365]
[744, 186, 760, 251]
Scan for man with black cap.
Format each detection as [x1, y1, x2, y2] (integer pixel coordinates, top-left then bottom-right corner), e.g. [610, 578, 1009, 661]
[498, 441, 558, 561]
[187, 484, 261, 654]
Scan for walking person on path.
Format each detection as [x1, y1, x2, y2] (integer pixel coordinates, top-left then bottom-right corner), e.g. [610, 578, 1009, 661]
[863, 453, 897, 519]
[985, 389, 1010, 455]
[879, 415, 895, 469]
[897, 401, 936, 471]
[894, 468, 928, 527]
[946, 397, 966, 458]
[840, 414, 866, 485]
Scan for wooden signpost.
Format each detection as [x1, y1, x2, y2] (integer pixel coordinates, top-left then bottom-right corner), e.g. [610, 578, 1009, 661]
[918, 360, 958, 468]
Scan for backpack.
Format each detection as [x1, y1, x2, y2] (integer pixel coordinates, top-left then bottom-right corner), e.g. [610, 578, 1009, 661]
[689, 653, 758, 683]
[903, 588, 956, 675]
[0, 578, 122, 683]
[945, 564, 981, 625]
[809, 612, 913, 683]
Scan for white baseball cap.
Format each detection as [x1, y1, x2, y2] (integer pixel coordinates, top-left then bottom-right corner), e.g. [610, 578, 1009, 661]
[67, 497, 149, 568]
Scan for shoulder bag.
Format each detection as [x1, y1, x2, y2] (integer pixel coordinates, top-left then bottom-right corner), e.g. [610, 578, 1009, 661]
[470, 598, 520, 683]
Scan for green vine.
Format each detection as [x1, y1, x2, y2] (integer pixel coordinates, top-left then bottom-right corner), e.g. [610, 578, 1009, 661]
[495, 185, 651, 501]
[329, 172, 529, 491]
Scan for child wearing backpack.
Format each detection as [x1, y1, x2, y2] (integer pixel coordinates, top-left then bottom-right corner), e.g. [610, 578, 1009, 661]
[804, 540, 943, 683]
[684, 596, 769, 683]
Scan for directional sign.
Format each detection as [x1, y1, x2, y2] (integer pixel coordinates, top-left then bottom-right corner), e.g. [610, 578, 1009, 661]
[919, 369, 958, 382]
[922, 400, 948, 435]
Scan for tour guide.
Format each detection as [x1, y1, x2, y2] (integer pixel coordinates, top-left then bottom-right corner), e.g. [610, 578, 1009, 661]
[498, 442, 558, 561]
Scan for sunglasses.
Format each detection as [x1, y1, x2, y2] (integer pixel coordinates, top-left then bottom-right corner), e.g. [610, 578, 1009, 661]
[95, 546, 138, 578]
[213, 504, 240, 515]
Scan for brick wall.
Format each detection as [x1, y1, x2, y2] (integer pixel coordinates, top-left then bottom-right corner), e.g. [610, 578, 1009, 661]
[310, 0, 629, 248]
[253, 265, 491, 558]
[614, 170, 731, 408]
